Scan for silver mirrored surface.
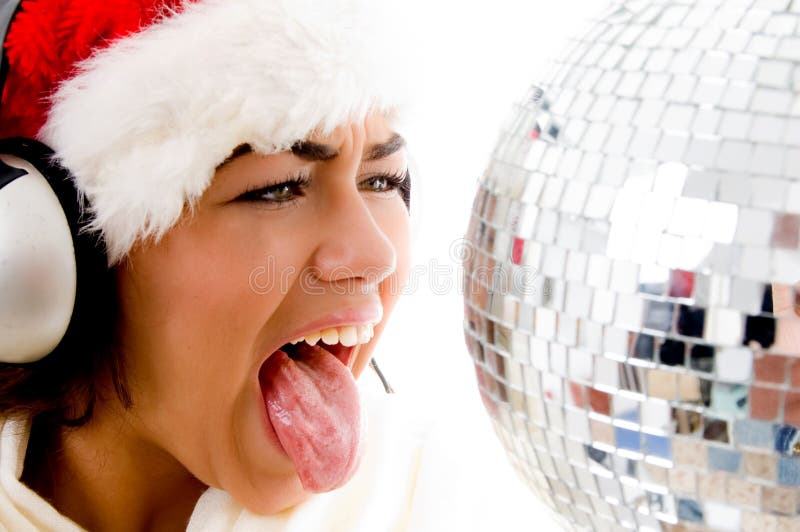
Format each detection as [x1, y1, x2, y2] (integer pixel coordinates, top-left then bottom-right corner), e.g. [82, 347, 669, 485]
[464, 1, 800, 529]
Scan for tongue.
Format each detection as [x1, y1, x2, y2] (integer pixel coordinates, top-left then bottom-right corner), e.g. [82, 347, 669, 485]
[259, 343, 362, 492]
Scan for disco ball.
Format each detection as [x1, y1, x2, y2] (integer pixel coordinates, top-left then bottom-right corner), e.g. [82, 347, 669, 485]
[463, 1, 800, 530]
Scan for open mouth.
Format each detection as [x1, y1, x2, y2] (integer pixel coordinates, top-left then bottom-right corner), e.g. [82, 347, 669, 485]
[276, 323, 376, 368]
[256, 322, 377, 493]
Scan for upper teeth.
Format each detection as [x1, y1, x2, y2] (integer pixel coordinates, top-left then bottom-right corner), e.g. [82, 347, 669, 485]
[289, 323, 375, 348]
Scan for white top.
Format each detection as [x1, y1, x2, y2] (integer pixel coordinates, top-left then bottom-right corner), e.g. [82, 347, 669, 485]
[0, 389, 559, 531]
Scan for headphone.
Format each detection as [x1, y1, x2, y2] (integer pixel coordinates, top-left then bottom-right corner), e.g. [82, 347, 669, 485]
[0, 0, 92, 363]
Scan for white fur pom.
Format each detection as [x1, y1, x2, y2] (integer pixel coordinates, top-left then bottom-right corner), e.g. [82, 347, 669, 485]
[39, 0, 412, 264]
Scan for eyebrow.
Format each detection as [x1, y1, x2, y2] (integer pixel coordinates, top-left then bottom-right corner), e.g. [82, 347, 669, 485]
[217, 143, 253, 169]
[290, 140, 339, 161]
[365, 133, 406, 161]
[292, 133, 406, 162]
[218, 133, 407, 169]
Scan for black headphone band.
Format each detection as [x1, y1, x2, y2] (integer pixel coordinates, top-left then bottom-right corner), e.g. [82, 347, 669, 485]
[0, 0, 22, 104]
[0, 1, 20, 44]
[0, 137, 80, 232]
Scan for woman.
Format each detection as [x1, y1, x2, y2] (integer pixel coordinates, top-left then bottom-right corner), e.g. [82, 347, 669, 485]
[0, 0, 423, 529]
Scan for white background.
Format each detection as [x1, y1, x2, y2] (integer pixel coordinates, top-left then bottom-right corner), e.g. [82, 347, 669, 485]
[372, 1, 603, 528]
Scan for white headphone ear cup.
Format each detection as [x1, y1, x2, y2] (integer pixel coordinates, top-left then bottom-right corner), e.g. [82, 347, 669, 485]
[0, 154, 77, 363]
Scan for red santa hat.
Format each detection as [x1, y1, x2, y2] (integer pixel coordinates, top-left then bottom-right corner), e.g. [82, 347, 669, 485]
[1, 0, 411, 263]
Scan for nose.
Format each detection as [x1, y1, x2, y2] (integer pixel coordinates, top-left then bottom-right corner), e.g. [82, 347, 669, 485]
[311, 194, 397, 288]
[309, 134, 397, 289]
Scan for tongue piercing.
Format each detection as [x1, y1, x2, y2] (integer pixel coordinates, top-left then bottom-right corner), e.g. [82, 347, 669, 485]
[370, 358, 393, 394]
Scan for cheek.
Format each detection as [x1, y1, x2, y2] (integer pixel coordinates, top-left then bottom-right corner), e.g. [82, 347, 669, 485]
[115, 215, 308, 412]
[375, 199, 411, 304]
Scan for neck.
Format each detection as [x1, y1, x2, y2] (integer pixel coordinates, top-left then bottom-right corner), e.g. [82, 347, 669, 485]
[23, 401, 206, 532]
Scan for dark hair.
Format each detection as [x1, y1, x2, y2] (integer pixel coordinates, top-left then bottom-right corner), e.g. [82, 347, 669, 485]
[0, 158, 127, 428]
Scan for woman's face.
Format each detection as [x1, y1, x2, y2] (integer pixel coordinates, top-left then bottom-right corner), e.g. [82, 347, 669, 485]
[112, 113, 410, 513]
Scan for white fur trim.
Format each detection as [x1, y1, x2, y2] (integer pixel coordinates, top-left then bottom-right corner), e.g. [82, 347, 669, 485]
[40, 0, 411, 264]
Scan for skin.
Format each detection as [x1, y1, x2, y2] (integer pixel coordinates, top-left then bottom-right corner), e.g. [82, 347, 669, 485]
[25, 113, 411, 531]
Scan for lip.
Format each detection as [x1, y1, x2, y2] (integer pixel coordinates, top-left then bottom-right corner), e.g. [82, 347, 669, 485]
[276, 305, 382, 349]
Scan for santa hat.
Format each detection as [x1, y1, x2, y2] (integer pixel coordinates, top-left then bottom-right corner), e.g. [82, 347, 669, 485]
[0, 0, 411, 264]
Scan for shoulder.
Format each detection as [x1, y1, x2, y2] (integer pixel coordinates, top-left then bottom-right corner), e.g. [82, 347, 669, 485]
[0, 416, 85, 531]
[0, 415, 33, 501]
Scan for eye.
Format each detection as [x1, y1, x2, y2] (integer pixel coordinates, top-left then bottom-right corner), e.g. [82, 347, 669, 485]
[236, 174, 310, 206]
[261, 183, 296, 202]
[359, 170, 409, 194]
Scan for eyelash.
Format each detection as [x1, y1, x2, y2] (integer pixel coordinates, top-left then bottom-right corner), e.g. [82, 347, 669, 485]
[359, 169, 409, 194]
[237, 172, 310, 207]
[236, 170, 408, 207]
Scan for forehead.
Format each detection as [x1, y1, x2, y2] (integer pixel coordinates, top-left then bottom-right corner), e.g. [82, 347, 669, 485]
[305, 112, 396, 147]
